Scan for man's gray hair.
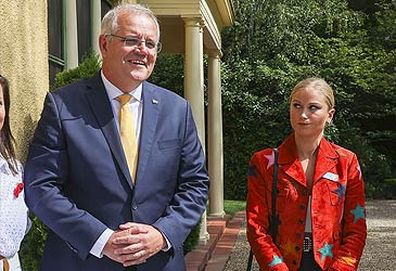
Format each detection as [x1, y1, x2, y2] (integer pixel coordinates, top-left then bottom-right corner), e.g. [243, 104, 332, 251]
[101, 3, 160, 40]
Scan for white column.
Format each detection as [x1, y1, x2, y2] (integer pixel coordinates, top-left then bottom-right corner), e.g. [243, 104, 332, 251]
[183, 17, 208, 243]
[63, 0, 79, 69]
[90, 0, 101, 55]
[208, 51, 225, 217]
[183, 17, 205, 147]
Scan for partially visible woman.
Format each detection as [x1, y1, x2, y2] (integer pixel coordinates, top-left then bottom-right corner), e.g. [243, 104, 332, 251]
[0, 75, 29, 271]
[246, 77, 367, 270]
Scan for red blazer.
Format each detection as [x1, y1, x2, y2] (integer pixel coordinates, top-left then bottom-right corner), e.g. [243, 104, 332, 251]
[246, 135, 367, 271]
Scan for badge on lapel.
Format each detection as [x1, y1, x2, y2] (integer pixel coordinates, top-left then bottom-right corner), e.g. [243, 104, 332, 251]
[323, 172, 339, 182]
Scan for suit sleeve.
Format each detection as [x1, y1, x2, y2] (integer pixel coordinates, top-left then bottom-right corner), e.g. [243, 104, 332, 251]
[152, 103, 209, 251]
[329, 154, 367, 271]
[24, 93, 107, 260]
[246, 153, 289, 271]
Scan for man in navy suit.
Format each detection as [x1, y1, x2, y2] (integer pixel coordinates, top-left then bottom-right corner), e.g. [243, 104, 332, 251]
[24, 3, 209, 271]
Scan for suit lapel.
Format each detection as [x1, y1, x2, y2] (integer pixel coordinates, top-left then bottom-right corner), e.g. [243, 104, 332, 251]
[85, 74, 133, 188]
[136, 82, 160, 184]
[278, 135, 307, 187]
[278, 135, 339, 187]
[313, 139, 338, 184]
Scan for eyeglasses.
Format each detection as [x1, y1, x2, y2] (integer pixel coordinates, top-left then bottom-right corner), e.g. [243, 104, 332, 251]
[106, 34, 162, 53]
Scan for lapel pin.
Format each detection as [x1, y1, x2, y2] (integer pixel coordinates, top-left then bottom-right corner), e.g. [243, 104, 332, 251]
[152, 99, 158, 104]
[323, 172, 339, 182]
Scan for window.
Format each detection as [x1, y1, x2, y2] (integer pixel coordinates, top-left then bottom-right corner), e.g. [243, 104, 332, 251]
[48, 0, 64, 88]
[48, 0, 112, 87]
[77, 0, 92, 62]
[102, 0, 112, 17]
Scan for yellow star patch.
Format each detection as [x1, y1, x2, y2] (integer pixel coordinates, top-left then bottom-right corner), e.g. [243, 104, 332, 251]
[282, 240, 298, 257]
[339, 255, 357, 266]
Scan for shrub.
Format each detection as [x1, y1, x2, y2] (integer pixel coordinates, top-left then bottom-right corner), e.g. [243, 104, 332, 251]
[183, 222, 201, 254]
[54, 54, 101, 89]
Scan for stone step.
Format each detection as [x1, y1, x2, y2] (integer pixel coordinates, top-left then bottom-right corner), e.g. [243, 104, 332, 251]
[185, 212, 244, 271]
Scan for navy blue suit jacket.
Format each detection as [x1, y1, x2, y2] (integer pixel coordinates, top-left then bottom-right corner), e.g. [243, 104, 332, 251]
[24, 73, 209, 271]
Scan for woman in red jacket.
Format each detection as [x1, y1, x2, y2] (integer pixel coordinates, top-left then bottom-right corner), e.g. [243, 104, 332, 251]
[246, 77, 367, 271]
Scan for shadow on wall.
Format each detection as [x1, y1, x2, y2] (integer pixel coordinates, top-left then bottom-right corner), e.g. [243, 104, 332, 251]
[17, 115, 38, 163]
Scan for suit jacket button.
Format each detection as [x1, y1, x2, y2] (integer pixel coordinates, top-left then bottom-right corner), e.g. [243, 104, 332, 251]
[132, 204, 138, 210]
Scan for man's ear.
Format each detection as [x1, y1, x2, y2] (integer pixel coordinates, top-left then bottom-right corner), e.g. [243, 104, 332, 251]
[99, 35, 108, 56]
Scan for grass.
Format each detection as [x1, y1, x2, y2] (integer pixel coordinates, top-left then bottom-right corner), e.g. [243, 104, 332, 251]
[224, 200, 246, 216]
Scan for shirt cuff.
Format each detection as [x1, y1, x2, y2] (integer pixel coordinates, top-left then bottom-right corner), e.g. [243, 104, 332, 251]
[90, 228, 114, 258]
[161, 233, 172, 252]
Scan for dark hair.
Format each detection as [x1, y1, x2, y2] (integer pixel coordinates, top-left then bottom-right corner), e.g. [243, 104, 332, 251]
[0, 75, 18, 175]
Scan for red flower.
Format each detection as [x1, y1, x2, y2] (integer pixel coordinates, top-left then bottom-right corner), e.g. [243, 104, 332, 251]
[13, 182, 24, 198]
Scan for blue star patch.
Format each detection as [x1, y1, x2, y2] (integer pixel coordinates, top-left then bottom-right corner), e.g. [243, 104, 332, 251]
[247, 164, 257, 177]
[350, 204, 365, 223]
[319, 242, 333, 262]
[332, 184, 346, 202]
[268, 255, 283, 267]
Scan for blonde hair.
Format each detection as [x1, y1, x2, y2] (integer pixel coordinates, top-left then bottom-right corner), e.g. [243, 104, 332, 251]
[290, 77, 335, 109]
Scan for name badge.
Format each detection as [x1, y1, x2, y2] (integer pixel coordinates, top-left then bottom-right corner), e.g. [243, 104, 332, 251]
[323, 172, 339, 182]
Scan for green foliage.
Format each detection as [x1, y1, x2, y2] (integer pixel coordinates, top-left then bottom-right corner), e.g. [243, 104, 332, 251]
[20, 217, 47, 271]
[183, 221, 201, 255]
[382, 178, 396, 198]
[337, 126, 393, 198]
[224, 200, 246, 215]
[54, 53, 101, 89]
[150, 54, 184, 97]
[222, 0, 396, 199]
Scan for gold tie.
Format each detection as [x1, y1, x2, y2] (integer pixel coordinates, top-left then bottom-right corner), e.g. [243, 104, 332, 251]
[118, 94, 138, 183]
